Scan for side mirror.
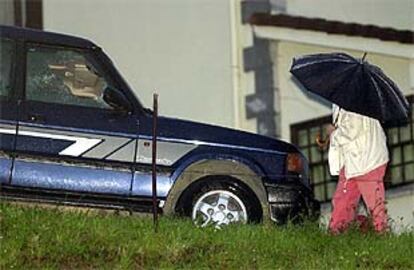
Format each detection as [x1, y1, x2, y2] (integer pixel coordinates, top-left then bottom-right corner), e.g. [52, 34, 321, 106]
[103, 86, 133, 113]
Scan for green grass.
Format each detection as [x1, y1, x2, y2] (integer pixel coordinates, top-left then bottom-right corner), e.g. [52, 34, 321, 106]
[1, 202, 413, 269]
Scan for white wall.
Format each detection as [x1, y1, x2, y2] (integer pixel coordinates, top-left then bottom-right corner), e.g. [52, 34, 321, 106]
[386, 184, 414, 232]
[272, 40, 414, 230]
[273, 41, 412, 142]
[43, 0, 235, 127]
[319, 184, 414, 233]
[0, 0, 14, 25]
[286, 0, 414, 31]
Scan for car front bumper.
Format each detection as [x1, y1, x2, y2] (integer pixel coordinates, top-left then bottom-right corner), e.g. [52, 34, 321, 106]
[265, 183, 320, 224]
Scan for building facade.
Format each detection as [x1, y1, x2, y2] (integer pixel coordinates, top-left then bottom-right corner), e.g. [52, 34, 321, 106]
[1, 0, 413, 231]
[244, 0, 414, 230]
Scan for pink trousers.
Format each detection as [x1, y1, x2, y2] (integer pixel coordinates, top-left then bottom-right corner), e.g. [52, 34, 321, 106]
[329, 164, 388, 233]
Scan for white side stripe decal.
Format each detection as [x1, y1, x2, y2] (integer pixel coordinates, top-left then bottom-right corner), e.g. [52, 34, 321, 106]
[0, 128, 102, 156]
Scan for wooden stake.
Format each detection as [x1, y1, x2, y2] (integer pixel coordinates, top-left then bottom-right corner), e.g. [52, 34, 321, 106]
[152, 93, 159, 232]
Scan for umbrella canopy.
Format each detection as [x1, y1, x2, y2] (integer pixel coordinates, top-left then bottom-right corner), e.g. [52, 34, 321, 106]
[290, 52, 410, 127]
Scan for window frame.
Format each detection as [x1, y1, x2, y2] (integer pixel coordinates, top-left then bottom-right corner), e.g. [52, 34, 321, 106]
[0, 37, 17, 101]
[291, 96, 414, 202]
[291, 115, 336, 202]
[385, 95, 414, 189]
[23, 42, 116, 111]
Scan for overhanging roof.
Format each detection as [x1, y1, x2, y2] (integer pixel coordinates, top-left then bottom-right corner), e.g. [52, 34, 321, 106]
[250, 13, 414, 45]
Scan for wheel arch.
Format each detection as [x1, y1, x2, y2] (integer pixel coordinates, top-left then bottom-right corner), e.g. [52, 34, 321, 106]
[163, 156, 269, 220]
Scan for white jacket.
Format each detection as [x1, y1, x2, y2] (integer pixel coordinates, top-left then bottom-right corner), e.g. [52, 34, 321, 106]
[328, 105, 389, 179]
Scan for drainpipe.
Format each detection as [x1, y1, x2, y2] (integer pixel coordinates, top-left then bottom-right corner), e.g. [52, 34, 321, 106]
[229, 0, 241, 129]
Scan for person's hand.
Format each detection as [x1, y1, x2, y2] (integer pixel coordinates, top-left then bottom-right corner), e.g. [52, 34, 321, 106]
[326, 124, 336, 136]
[315, 124, 336, 150]
[316, 134, 329, 149]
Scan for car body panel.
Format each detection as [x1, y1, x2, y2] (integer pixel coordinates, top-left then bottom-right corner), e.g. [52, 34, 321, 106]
[0, 25, 319, 223]
[12, 102, 139, 193]
[0, 155, 12, 184]
[12, 159, 133, 195]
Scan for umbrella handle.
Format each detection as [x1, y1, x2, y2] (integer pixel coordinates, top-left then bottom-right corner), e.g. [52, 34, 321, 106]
[361, 52, 367, 62]
[315, 133, 329, 149]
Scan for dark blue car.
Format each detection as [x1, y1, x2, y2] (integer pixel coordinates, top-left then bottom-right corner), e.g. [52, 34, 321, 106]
[0, 26, 319, 226]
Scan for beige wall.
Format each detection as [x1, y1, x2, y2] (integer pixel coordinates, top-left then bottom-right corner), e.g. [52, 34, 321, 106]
[273, 41, 413, 142]
[43, 0, 236, 128]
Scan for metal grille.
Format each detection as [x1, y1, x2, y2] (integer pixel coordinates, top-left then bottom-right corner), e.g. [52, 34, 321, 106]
[291, 96, 414, 202]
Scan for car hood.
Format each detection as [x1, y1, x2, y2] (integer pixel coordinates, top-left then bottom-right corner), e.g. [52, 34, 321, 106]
[151, 116, 298, 153]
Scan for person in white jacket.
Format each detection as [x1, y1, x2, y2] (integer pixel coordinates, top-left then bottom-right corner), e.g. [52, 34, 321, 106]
[327, 104, 389, 233]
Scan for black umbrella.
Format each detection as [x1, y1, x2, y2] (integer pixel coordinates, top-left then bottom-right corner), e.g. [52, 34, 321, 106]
[290, 52, 410, 127]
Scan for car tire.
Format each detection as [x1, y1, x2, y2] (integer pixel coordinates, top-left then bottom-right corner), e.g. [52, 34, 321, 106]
[177, 178, 262, 227]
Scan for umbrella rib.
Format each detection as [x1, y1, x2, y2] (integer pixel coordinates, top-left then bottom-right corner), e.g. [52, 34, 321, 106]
[367, 75, 386, 121]
[291, 58, 354, 70]
[371, 71, 409, 114]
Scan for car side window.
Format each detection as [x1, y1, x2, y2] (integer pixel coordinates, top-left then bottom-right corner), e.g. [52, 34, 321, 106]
[25, 45, 112, 109]
[0, 38, 15, 99]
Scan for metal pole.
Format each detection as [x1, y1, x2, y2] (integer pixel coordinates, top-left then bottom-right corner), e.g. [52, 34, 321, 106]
[152, 93, 159, 232]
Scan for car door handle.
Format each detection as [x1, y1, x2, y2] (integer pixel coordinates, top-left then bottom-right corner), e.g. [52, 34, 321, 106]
[28, 114, 45, 122]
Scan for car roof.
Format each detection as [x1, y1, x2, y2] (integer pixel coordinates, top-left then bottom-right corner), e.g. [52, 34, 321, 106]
[0, 25, 97, 49]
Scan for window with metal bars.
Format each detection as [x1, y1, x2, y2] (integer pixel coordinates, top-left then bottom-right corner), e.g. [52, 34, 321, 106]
[291, 95, 414, 202]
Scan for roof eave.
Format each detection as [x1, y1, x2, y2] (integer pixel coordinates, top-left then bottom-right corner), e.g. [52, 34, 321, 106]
[249, 13, 414, 45]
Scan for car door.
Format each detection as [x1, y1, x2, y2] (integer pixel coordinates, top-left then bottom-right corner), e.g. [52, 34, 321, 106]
[0, 37, 18, 184]
[11, 43, 138, 196]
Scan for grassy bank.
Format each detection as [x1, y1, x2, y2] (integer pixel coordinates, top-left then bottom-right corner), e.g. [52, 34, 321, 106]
[0, 202, 413, 269]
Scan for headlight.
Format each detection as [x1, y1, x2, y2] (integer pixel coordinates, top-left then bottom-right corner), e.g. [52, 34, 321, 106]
[286, 152, 304, 174]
